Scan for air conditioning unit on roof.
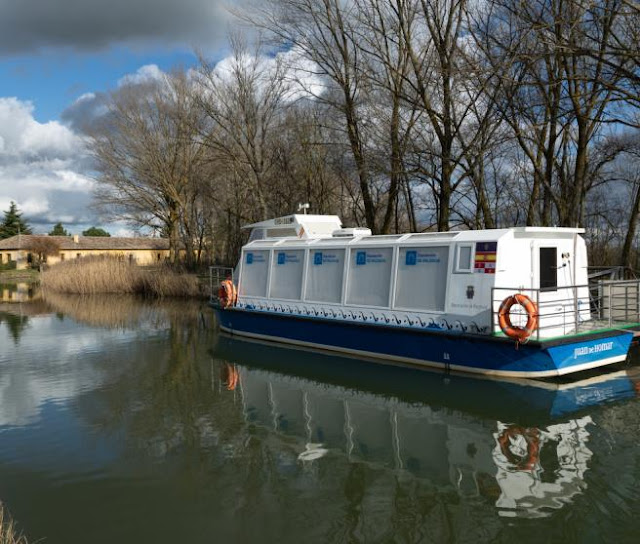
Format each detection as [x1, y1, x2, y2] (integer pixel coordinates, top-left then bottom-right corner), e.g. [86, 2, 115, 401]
[332, 228, 372, 238]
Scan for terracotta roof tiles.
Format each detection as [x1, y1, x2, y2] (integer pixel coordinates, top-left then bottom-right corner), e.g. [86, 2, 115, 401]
[0, 235, 170, 251]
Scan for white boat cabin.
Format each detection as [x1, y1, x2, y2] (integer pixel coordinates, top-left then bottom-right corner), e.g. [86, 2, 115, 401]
[236, 215, 589, 338]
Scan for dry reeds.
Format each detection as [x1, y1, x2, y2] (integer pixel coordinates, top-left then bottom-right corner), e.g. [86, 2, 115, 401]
[0, 504, 28, 544]
[41, 256, 205, 298]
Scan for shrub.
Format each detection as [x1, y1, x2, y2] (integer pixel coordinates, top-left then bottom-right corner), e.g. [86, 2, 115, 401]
[41, 255, 206, 298]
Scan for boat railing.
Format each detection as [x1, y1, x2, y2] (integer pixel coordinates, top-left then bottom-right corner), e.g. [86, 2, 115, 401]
[492, 279, 640, 340]
[209, 266, 234, 303]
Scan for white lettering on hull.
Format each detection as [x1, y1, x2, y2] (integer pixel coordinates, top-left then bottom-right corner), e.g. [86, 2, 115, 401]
[574, 341, 614, 359]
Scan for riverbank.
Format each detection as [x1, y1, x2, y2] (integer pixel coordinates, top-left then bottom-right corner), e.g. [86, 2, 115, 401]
[0, 269, 39, 283]
[40, 256, 207, 298]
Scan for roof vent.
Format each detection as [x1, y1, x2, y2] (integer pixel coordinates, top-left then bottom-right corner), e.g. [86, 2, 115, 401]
[332, 228, 372, 238]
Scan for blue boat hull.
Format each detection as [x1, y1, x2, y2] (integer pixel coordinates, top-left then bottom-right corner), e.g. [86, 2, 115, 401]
[214, 307, 633, 378]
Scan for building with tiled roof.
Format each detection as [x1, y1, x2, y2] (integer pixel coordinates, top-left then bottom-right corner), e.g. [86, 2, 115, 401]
[0, 234, 170, 269]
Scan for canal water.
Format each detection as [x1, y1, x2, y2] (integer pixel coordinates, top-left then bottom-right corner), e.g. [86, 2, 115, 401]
[1, 292, 640, 543]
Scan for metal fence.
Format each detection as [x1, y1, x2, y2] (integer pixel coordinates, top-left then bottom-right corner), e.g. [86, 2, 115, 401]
[492, 279, 640, 340]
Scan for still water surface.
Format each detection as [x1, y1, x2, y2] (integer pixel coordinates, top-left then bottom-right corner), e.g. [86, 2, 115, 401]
[1, 292, 640, 543]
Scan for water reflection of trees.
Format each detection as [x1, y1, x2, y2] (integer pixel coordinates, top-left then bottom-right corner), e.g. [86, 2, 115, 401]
[72, 322, 619, 539]
[12, 302, 636, 541]
[0, 311, 29, 343]
[72, 309, 239, 462]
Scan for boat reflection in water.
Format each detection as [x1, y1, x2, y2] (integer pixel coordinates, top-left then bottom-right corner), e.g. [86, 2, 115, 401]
[213, 334, 640, 519]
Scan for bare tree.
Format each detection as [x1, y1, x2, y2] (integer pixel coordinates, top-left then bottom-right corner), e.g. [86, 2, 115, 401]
[249, 0, 387, 231]
[476, 0, 630, 227]
[197, 35, 290, 221]
[90, 69, 208, 262]
[356, 0, 421, 232]
[24, 237, 60, 267]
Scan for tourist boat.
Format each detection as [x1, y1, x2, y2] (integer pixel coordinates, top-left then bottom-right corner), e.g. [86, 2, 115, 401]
[211, 214, 640, 378]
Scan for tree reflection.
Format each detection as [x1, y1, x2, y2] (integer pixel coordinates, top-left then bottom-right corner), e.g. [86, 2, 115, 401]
[0, 311, 29, 343]
[6, 299, 637, 542]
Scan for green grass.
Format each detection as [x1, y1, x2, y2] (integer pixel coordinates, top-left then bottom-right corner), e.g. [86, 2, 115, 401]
[0, 269, 39, 283]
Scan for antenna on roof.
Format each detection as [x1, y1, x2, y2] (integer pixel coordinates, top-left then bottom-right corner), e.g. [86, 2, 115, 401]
[297, 203, 310, 215]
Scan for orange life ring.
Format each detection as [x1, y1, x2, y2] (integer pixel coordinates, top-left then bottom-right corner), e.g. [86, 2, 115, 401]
[498, 293, 538, 341]
[218, 279, 237, 309]
[497, 425, 540, 471]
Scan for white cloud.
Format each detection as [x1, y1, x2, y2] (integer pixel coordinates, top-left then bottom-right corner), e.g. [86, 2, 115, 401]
[0, 97, 80, 160]
[117, 64, 165, 87]
[0, 97, 94, 230]
[1, 49, 327, 233]
[205, 46, 326, 103]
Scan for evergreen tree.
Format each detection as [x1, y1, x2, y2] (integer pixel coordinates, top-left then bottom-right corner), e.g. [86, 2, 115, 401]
[82, 226, 110, 237]
[0, 201, 32, 239]
[49, 222, 69, 236]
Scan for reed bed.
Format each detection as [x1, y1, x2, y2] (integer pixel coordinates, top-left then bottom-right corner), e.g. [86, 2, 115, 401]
[0, 504, 28, 544]
[41, 256, 205, 298]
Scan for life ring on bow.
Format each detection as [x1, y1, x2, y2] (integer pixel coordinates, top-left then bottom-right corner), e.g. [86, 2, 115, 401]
[498, 293, 538, 341]
[497, 425, 540, 471]
[218, 279, 237, 309]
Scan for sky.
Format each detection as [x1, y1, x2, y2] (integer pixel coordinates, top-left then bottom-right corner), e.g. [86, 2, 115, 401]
[0, 0, 235, 235]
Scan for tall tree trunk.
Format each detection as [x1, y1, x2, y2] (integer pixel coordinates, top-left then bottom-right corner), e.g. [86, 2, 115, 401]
[381, 101, 402, 233]
[622, 183, 640, 270]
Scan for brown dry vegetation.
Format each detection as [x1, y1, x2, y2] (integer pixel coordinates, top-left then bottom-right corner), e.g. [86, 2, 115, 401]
[42, 292, 206, 329]
[0, 504, 28, 544]
[41, 256, 205, 298]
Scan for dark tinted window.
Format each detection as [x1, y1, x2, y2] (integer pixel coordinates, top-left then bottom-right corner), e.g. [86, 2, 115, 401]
[540, 247, 557, 291]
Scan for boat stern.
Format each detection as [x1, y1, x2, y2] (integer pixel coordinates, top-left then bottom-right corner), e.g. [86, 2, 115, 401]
[544, 332, 633, 376]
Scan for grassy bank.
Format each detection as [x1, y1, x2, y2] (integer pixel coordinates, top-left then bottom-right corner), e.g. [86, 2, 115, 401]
[0, 504, 28, 544]
[0, 269, 39, 283]
[41, 256, 206, 298]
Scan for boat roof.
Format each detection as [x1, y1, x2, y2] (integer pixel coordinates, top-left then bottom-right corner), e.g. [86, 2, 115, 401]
[242, 214, 342, 229]
[242, 219, 585, 248]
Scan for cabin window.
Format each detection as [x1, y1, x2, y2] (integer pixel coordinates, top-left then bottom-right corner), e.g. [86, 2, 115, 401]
[305, 249, 345, 304]
[395, 246, 449, 312]
[540, 247, 557, 291]
[270, 250, 305, 300]
[266, 227, 298, 238]
[248, 228, 266, 242]
[346, 247, 393, 307]
[240, 250, 271, 297]
[455, 244, 474, 273]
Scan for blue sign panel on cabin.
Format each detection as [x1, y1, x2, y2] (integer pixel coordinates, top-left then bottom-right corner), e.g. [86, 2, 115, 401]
[277, 252, 286, 265]
[406, 250, 417, 266]
[356, 251, 366, 266]
[246, 253, 253, 264]
[314, 252, 323, 265]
